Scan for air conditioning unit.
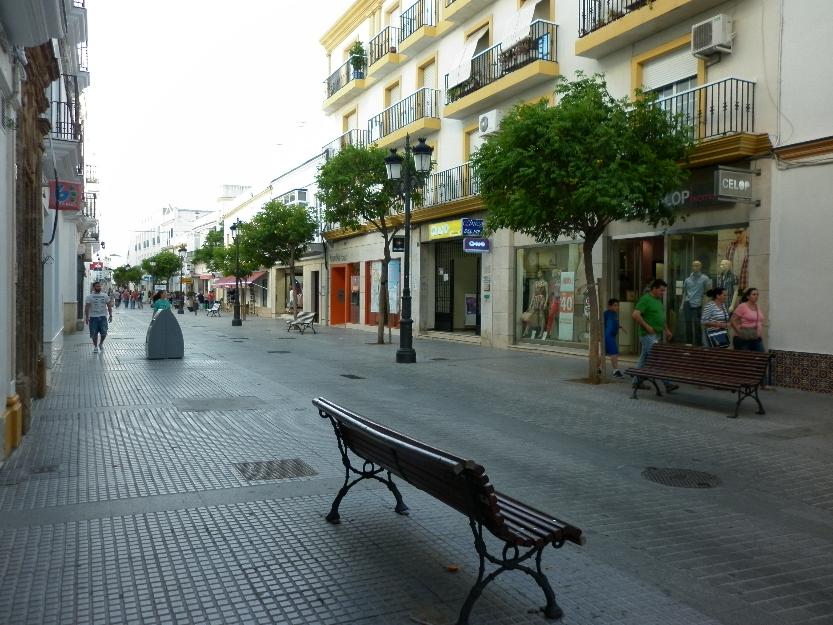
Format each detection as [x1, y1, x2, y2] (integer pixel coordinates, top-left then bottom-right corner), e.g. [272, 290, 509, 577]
[691, 14, 733, 57]
[478, 109, 504, 135]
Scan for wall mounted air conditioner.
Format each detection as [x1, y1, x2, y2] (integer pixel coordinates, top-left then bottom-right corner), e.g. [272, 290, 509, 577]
[478, 109, 504, 135]
[691, 14, 733, 57]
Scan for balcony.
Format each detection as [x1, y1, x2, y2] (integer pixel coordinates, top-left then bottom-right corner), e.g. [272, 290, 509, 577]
[419, 161, 479, 210]
[368, 26, 404, 81]
[444, 20, 558, 119]
[83, 192, 97, 221]
[656, 77, 769, 167]
[576, 0, 727, 59]
[442, 0, 493, 25]
[322, 129, 368, 157]
[76, 42, 90, 90]
[367, 88, 441, 148]
[398, 0, 440, 56]
[323, 56, 369, 113]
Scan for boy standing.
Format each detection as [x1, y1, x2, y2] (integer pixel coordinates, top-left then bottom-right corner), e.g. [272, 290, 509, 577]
[604, 298, 626, 378]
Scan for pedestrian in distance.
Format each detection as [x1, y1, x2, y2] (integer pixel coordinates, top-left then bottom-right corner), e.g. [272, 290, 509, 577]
[84, 280, 113, 354]
[630, 279, 679, 393]
[731, 287, 765, 352]
[604, 298, 627, 378]
[701, 288, 730, 348]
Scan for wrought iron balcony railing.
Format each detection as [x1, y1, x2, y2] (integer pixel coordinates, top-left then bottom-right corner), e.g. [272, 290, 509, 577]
[400, 0, 439, 41]
[419, 161, 479, 208]
[369, 26, 401, 65]
[49, 101, 81, 141]
[83, 192, 96, 220]
[367, 88, 440, 143]
[322, 129, 368, 157]
[578, 0, 647, 37]
[654, 78, 755, 142]
[73, 0, 86, 7]
[445, 20, 557, 105]
[78, 42, 88, 72]
[324, 55, 368, 99]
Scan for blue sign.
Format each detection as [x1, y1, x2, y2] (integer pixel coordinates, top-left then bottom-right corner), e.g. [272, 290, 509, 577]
[462, 218, 484, 236]
[463, 237, 490, 253]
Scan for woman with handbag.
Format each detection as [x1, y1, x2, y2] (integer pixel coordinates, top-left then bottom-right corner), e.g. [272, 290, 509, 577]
[731, 287, 765, 351]
[701, 288, 730, 348]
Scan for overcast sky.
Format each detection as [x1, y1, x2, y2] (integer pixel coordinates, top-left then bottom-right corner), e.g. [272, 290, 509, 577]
[85, 0, 353, 256]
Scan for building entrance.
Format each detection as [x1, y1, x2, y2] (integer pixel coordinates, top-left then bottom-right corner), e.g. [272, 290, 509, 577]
[433, 239, 480, 334]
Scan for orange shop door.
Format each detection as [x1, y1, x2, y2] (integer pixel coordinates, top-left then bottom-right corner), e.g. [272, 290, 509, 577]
[330, 266, 348, 325]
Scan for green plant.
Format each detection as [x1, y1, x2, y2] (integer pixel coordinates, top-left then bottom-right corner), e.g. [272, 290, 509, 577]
[348, 41, 367, 73]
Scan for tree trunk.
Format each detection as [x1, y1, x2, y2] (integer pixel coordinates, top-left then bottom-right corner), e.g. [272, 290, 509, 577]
[582, 237, 603, 384]
[377, 243, 390, 345]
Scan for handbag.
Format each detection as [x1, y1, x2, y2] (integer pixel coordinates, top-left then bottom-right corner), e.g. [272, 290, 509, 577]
[737, 327, 758, 340]
[706, 328, 730, 348]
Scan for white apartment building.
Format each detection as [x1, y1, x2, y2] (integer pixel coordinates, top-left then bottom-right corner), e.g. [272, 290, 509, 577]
[318, 0, 833, 392]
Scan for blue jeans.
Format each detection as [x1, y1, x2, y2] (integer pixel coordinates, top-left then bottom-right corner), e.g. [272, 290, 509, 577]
[631, 334, 672, 388]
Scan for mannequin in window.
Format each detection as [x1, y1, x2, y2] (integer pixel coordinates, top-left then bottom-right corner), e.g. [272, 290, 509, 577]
[725, 228, 749, 292]
[681, 260, 711, 346]
[715, 258, 739, 310]
[545, 270, 561, 334]
[525, 270, 548, 339]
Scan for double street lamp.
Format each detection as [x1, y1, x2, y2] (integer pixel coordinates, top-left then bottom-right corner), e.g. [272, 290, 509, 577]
[177, 244, 187, 314]
[229, 218, 243, 327]
[384, 135, 434, 364]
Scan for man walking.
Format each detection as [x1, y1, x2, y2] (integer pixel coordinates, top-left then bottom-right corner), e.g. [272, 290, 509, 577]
[84, 281, 113, 354]
[631, 279, 678, 393]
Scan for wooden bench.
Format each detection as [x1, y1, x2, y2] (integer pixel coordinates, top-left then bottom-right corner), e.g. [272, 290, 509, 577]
[206, 302, 221, 317]
[625, 344, 773, 418]
[287, 311, 317, 334]
[314, 397, 585, 625]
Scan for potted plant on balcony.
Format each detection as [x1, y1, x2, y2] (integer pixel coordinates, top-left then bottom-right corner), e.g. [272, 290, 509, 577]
[348, 41, 367, 79]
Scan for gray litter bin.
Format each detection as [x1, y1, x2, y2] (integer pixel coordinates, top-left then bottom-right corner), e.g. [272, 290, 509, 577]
[146, 308, 184, 359]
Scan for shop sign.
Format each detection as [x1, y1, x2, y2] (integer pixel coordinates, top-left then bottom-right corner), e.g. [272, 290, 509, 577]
[463, 237, 490, 253]
[462, 218, 484, 236]
[429, 219, 462, 240]
[715, 167, 756, 202]
[48, 180, 83, 211]
[558, 271, 575, 342]
[89, 261, 103, 270]
[392, 236, 405, 252]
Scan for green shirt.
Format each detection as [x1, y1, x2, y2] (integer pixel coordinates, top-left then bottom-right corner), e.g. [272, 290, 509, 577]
[635, 293, 665, 336]
[152, 299, 172, 312]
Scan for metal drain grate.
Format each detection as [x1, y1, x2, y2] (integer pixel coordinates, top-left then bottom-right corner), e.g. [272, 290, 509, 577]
[233, 459, 317, 481]
[642, 467, 720, 489]
[341, 374, 365, 380]
[430, 357, 448, 361]
[267, 350, 291, 354]
[31, 465, 61, 474]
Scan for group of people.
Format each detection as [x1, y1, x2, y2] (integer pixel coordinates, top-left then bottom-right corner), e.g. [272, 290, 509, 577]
[604, 279, 765, 384]
[112, 288, 144, 310]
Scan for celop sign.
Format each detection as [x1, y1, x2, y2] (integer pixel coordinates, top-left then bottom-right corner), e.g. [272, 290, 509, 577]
[715, 167, 756, 202]
[663, 166, 757, 208]
[463, 237, 490, 253]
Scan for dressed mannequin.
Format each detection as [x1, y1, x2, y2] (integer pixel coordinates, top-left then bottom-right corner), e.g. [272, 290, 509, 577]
[715, 258, 739, 310]
[525, 271, 548, 338]
[545, 270, 561, 334]
[725, 229, 749, 292]
[681, 260, 711, 346]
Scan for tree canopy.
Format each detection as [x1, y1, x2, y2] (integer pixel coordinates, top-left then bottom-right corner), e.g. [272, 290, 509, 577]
[141, 251, 182, 289]
[472, 73, 693, 382]
[192, 228, 225, 274]
[111, 264, 142, 287]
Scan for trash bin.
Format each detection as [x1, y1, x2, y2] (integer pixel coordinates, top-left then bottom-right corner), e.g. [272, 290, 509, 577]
[146, 308, 184, 359]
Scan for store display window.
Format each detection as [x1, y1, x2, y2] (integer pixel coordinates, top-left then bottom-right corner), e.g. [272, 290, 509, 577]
[516, 244, 587, 346]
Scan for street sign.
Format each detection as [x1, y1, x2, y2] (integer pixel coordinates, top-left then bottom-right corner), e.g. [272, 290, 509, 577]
[462, 218, 484, 236]
[463, 237, 490, 253]
[392, 236, 405, 252]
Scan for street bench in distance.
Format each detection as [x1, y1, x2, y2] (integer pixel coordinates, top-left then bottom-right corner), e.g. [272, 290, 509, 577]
[206, 302, 221, 317]
[626, 343, 773, 418]
[286, 311, 316, 334]
[313, 397, 585, 625]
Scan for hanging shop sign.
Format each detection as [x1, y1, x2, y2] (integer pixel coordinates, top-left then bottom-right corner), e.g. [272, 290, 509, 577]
[392, 236, 405, 252]
[715, 166, 757, 202]
[429, 219, 462, 240]
[462, 218, 484, 236]
[48, 180, 83, 211]
[89, 261, 103, 270]
[463, 237, 490, 253]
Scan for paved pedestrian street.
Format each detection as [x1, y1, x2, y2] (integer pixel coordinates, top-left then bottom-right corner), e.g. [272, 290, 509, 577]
[1, 308, 832, 625]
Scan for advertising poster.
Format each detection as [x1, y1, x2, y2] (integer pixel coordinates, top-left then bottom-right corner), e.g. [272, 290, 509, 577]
[558, 271, 575, 341]
[464, 293, 477, 326]
[370, 259, 401, 315]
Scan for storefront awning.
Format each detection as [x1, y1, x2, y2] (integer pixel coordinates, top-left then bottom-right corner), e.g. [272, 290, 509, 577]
[214, 270, 268, 288]
[198, 273, 214, 280]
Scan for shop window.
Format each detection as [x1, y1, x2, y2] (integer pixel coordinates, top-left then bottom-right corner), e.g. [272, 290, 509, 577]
[516, 244, 587, 345]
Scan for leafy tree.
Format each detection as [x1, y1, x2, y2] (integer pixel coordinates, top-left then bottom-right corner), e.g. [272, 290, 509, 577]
[316, 144, 414, 344]
[240, 200, 317, 318]
[192, 228, 226, 274]
[141, 250, 182, 290]
[111, 264, 142, 288]
[472, 73, 693, 383]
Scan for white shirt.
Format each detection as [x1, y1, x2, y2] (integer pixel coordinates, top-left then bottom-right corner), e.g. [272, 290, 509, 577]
[85, 293, 110, 317]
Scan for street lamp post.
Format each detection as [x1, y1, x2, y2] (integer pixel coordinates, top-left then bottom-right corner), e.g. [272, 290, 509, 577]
[229, 219, 243, 327]
[177, 244, 187, 314]
[384, 135, 434, 364]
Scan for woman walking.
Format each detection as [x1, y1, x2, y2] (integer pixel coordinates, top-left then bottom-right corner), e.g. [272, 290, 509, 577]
[151, 290, 172, 317]
[731, 287, 765, 352]
[701, 288, 730, 348]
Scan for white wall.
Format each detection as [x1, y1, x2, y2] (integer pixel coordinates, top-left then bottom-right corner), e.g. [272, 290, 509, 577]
[0, 54, 15, 398]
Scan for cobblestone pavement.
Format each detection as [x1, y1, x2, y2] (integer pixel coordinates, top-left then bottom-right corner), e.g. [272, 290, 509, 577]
[1, 307, 832, 625]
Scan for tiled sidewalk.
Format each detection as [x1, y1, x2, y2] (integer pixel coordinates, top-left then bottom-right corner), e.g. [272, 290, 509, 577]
[0, 308, 831, 624]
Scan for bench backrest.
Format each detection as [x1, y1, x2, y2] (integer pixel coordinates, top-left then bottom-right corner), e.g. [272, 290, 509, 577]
[314, 397, 501, 529]
[646, 344, 771, 382]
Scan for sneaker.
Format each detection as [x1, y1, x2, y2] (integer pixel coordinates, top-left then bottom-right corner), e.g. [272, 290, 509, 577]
[613, 370, 624, 379]
[98, 344, 104, 352]
[92, 347, 99, 354]
[664, 383, 680, 393]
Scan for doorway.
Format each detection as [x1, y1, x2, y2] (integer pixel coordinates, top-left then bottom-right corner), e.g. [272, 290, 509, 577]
[434, 240, 480, 333]
[311, 271, 320, 320]
[330, 266, 348, 324]
[610, 236, 664, 354]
